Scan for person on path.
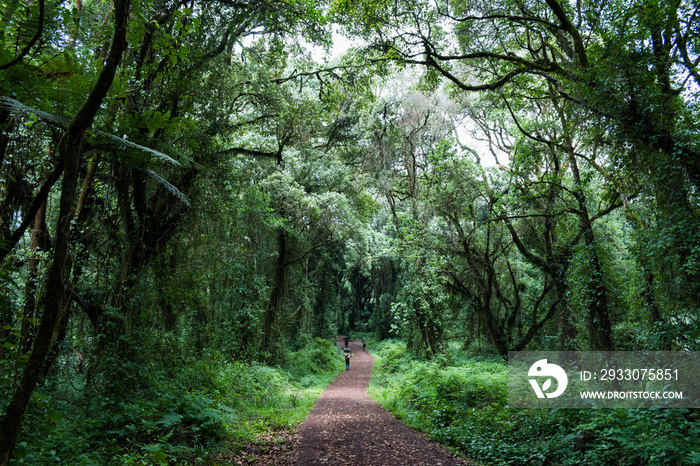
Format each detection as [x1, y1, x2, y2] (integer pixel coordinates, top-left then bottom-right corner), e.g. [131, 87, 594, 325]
[362, 338, 367, 352]
[344, 335, 350, 348]
[344, 350, 352, 370]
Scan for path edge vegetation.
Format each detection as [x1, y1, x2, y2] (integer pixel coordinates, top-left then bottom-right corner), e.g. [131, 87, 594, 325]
[369, 340, 700, 465]
[8, 337, 344, 464]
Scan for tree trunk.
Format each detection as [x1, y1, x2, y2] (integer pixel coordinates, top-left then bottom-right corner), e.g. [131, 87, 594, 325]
[567, 149, 614, 351]
[261, 228, 287, 361]
[552, 94, 615, 351]
[20, 191, 49, 354]
[0, 0, 130, 461]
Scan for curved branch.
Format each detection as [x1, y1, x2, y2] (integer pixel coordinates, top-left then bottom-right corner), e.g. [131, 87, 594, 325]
[490, 210, 574, 222]
[429, 49, 567, 76]
[268, 64, 367, 84]
[543, 0, 589, 67]
[416, 52, 529, 91]
[215, 147, 279, 158]
[0, 159, 64, 262]
[501, 94, 552, 146]
[441, 11, 559, 31]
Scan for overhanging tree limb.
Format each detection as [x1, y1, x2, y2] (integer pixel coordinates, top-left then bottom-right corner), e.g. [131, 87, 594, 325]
[415, 50, 529, 91]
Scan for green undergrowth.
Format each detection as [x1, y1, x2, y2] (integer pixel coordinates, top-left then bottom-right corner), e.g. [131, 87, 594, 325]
[13, 337, 343, 465]
[369, 340, 700, 466]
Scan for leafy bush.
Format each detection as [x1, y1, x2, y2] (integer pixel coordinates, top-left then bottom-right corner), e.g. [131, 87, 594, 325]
[12, 337, 343, 464]
[285, 337, 343, 382]
[369, 339, 700, 465]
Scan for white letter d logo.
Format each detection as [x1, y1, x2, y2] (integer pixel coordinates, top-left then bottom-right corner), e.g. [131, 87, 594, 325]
[528, 359, 568, 399]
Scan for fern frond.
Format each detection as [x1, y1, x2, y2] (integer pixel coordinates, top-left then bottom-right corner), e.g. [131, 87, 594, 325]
[2, 96, 191, 206]
[0, 96, 181, 166]
[143, 169, 191, 207]
[0, 96, 71, 127]
[93, 131, 181, 166]
[158, 413, 184, 429]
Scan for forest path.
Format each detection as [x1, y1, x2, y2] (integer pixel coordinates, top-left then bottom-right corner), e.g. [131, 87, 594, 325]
[289, 338, 473, 466]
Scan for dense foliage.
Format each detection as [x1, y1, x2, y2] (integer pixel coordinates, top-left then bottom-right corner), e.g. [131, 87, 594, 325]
[13, 337, 343, 464]
[370, 340, 700, 465]
[1, 0, 699, 462]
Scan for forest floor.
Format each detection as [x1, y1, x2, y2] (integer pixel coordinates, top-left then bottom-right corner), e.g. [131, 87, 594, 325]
[230, 338, 474, 465]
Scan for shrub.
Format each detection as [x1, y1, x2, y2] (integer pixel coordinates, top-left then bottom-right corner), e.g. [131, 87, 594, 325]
[369, 340, 700, 465]
[13, 339, 343, 464]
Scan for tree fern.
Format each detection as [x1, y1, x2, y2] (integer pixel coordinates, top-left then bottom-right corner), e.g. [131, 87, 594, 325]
[1, 97, 180, 165]
[90, 130, 181, 166]
[0, 96, 190, 205]
[143, 168, 191, 207]
[0, 96, 71, 127]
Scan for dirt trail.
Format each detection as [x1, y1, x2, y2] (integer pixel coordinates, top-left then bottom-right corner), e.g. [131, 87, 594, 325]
[290, 339, 472, 466]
